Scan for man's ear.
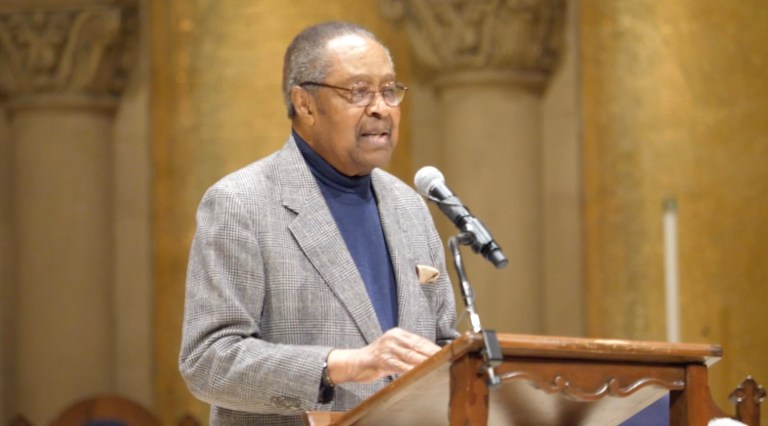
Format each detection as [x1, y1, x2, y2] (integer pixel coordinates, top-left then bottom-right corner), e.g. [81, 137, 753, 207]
[290, 86, 315, 125]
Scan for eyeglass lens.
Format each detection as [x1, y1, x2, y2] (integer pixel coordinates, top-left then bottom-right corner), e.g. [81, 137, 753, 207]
[350, 85, 406, 107]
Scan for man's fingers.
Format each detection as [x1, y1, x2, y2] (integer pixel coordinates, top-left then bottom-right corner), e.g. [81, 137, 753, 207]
[383, 328, 440, 355]
[381, 352, 410, 374]
[378, 331, 439, 371]
[410, 337, 440, 357]
[328, 329, 443, 384]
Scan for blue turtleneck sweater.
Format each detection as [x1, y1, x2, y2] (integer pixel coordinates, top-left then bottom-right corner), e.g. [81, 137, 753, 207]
[294, 131, 398, 332]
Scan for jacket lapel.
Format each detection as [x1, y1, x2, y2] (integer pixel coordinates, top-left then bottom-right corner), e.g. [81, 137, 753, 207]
[372, 171, 422, 334]
[278, 137, 383, 344]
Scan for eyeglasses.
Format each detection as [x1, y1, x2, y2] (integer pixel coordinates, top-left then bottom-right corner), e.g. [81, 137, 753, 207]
[299, 81, 408, 107]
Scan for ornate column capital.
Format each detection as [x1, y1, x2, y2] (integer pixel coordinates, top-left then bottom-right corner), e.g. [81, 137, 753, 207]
[380, 0, 566, 89]
[0, 2, 137, 110]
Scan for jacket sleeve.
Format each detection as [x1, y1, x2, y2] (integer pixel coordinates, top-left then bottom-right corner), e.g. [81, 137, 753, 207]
[178, 182, 329, 415]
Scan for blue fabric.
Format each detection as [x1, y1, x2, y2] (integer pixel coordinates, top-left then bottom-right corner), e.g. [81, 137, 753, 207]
[294, 130, 398, 332]
[620, 393, 670, 426]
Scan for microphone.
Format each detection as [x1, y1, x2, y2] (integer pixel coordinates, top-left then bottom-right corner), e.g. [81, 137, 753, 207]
[414, 166, 508, 269]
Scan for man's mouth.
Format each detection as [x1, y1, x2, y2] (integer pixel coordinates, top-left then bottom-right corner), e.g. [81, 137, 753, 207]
[361, 130, 390, 138]
[359, 129, 392, 147]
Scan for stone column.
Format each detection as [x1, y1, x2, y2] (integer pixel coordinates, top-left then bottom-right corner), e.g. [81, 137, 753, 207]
[0, 3, 135, 423]
[382, 0, 565, 333]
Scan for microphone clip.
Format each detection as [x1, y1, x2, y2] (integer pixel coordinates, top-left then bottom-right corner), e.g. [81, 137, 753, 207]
[454, 216, 508, 269]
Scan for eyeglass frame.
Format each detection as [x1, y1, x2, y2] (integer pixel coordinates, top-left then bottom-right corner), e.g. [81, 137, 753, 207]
[298, 81, 408, 108]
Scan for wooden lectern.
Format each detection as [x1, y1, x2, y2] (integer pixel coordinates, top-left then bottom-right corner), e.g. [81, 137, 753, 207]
[305, 332, 730, 425]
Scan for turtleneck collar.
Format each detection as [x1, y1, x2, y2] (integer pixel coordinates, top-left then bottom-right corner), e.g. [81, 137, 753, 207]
[293, 129, 372, 195]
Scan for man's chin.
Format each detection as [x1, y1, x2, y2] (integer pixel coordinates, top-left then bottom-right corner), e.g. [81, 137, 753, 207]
[353, 151, 394, 176]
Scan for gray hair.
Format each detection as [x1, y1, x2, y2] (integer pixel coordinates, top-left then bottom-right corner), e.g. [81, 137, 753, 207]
[282, 21, 393, 119]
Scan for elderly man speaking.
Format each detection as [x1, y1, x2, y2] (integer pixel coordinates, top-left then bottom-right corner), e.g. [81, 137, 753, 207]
[179, 21, 458, 425]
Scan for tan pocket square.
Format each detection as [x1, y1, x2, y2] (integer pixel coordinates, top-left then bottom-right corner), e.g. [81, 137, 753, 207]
[416, 265, 440, 284]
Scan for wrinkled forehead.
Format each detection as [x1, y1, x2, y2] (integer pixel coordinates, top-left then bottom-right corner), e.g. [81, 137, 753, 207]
[324, 34, 395, 81]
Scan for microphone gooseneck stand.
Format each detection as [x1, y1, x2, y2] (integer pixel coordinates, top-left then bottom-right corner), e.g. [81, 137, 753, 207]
[448, 232, 504, 388]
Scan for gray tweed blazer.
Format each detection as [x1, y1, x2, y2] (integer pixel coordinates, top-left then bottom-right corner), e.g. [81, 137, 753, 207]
[179, 136, 458, 425]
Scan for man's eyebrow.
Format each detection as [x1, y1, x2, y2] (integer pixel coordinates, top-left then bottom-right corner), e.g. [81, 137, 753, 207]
[343, 75, 397, 86]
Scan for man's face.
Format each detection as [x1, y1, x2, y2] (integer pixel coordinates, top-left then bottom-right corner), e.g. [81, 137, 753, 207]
[304, 35, 401, 177]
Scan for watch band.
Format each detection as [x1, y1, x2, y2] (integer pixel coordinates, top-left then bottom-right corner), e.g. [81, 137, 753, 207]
[318, 360, 336, 404]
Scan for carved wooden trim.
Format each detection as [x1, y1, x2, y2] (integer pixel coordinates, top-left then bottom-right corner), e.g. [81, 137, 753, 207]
[0, 3, 137, 105]
[730, 376, 767, 405]
[499, 370, 685, 402]
[728, 376, 765, 426]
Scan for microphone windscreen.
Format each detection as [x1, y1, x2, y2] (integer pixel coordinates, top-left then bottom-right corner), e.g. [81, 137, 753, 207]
[414, 166, 444, 197]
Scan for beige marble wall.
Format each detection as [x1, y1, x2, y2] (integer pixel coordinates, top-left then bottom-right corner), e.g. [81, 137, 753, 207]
[581, 0, 768, 417]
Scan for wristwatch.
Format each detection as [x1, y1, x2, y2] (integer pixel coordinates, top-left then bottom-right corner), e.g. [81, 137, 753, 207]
[318, 360, 336, 404]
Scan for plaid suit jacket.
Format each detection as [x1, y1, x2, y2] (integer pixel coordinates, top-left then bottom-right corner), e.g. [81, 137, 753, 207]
[179, 136, 458, 425]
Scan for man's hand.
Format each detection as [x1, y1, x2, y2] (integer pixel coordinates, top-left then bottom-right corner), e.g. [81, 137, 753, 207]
[326, 328, 440, 384]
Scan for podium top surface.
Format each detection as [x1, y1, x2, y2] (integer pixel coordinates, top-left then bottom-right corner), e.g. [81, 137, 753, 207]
[487, 332, 722, 366]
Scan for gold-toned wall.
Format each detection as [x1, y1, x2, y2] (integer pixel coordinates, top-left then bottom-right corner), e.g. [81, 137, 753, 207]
[0, 105, 12, 423]
[149, 1, 413, 422]
[581, 0, 768, 417]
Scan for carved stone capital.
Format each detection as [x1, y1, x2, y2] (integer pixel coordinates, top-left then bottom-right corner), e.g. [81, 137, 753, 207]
[0, 3, 137, 109]
[380, 0, 565, 88]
